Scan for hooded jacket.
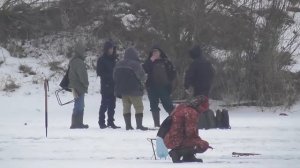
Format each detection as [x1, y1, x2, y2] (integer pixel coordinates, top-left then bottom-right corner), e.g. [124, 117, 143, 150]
[163, 96, 209, 151]
[142, 46, 176, 89]
[68, 43, 89, 95]
[184, 46, 214, 97]
[114, 47, 146, 96]
[96, 41, 117, 95]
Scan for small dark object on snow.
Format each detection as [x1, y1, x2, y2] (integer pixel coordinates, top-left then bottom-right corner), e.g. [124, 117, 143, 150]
[232, 152, 261, 157]
[216, 109, 231, 129]
[24, 123, 27, 126]
[279, 113, 288, 116]
[198, 109, 216, 129]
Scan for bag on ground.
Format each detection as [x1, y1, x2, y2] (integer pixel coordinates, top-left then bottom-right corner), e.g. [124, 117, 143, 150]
[216, 109, 231, 129]
[156, 116, 172, 159]
[156, 136, 168, 159]
[198, 109, 216, 129]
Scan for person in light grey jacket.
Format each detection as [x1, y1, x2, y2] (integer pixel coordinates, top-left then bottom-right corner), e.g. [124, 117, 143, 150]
[114, 47, 148, 130]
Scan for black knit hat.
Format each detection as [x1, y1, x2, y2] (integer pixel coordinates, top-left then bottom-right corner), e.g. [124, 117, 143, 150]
[103, 41, 115, 54]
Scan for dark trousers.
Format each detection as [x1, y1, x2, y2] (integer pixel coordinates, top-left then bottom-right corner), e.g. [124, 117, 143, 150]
[147, 86, 174, 114]
[98, 94, 116, 125]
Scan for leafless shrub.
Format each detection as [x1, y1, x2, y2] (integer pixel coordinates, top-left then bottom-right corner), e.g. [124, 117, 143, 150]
[19, 64, 36, 75]
[3, 79, 20, 92]
[48, 61, 64, 72]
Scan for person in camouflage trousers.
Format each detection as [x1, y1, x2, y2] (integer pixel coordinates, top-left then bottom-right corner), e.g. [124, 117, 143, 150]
[114, 47, 148, 131]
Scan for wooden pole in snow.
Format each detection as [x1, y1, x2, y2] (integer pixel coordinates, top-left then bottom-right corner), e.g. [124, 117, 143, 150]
[44, 79, 49, 138]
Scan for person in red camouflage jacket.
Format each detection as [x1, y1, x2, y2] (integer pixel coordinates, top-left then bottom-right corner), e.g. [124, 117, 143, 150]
[164, 96, 210, 163]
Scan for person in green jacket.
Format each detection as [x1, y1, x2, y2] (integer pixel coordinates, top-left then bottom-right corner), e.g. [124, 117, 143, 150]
[68, 42, 89, 129]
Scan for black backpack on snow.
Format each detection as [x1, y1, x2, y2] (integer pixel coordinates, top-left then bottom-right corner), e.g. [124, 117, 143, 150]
[157, 116, 172, 138]
[198, 109, 216, 129]
[216, 109, 231, 129]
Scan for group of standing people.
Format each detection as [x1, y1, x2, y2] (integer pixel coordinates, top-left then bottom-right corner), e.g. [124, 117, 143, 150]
[97, 42, 177, 131]
[66, 39, 215, 163]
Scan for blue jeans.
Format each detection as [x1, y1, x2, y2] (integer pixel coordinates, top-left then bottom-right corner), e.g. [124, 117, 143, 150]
[73, 94, 85, 115]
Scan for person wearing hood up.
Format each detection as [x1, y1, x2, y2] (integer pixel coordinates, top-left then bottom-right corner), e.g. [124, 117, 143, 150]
[184, 45, 214, 97]
[164, 96, 211, 163]
[96, 41, 121, 129]
[68, 42, 89, 129]
[114, 47, 148, 130]
[143, 45, 176, 127]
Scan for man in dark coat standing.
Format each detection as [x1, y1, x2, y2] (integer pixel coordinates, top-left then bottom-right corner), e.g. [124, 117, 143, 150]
[96, 41, 120, 129]
[114, 47, 148, 130]
[143, 46, 176, 127]
[184, 45, 214, 97]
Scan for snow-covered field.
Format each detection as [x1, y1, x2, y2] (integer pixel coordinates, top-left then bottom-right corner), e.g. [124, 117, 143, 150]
[1, 47, 300, 168]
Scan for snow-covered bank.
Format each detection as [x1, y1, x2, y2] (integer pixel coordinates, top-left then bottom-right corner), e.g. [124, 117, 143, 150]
[1, 44, 300, 168]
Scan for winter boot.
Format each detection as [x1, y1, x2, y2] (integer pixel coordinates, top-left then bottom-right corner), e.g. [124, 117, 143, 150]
[78, 113, 89, 129]
[168, 149, 182, 163]
[98, 122, 107, 129]
[169, 148, 198, 163]
[98, 107, 107, 129]
[107, 121, 121, 129]
[151, 111, 160, 127]
[70, 113, 88, 129]
[70, 113, 78, 129]
[182, 153, 203, 163]
[124, 113, 134, 130]
[135, 113, 148, 131]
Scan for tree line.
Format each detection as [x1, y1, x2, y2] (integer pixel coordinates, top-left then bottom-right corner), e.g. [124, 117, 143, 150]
[1, 0, 300, 107]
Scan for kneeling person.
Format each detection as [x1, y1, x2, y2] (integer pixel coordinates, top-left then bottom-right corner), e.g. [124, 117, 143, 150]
[164, 96, 211, 163]
[114, 47, 148, 130]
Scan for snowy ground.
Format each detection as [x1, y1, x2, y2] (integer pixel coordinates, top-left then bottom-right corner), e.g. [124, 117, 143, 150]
[1, 87, 300, 168]
[1, 47, 300, 168]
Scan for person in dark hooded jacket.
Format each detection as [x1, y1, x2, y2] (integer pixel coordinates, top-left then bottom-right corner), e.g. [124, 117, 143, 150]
[143, 46, 176, 127]
[114, 47, 148, 130]
[184, 45, 214, 97]
[96, 41, 120, 129]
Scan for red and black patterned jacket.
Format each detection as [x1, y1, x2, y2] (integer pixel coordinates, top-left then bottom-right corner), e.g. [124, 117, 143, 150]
[164, 100, 209, 150]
